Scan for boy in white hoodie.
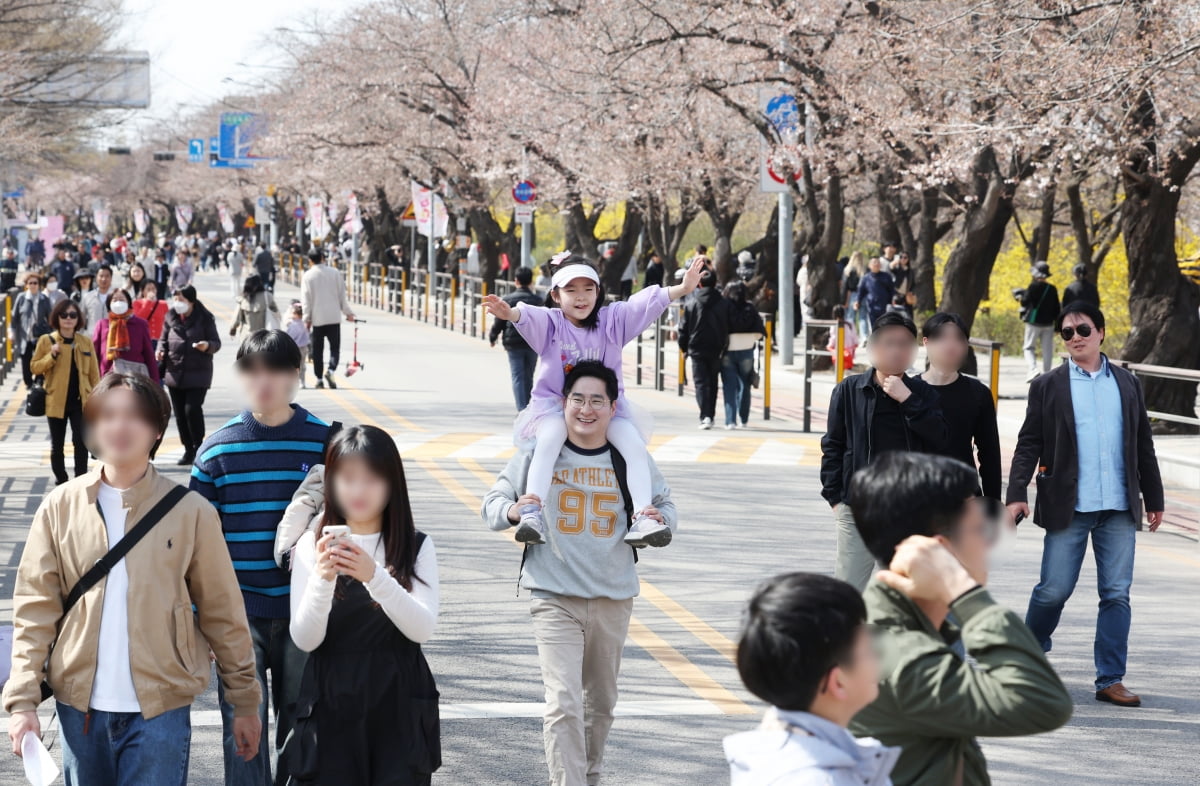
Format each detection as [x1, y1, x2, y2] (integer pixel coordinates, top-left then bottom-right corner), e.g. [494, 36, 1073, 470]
[724, 573, 898, 786]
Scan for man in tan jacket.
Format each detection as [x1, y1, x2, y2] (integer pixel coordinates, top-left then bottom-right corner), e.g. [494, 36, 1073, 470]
[4, 372, 261, 784]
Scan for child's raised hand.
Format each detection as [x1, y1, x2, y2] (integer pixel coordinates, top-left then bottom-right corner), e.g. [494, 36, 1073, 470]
[681, 256, 706, 293]
[484, 294, 515, 322]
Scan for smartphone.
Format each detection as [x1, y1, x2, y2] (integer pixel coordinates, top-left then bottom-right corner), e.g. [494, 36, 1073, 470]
[323, 525, 352, 541]
[1014, 511, 1026, 526]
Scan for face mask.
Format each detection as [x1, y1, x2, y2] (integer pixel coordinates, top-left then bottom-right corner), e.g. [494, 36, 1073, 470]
[111, 300, 129, 315]
[47, 282, 58, 291]
[172, 300, 190, 314]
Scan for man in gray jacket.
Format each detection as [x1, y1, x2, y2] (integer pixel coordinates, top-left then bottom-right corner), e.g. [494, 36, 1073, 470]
[482, 361, 677, 786]
[300, 248, 355, 389]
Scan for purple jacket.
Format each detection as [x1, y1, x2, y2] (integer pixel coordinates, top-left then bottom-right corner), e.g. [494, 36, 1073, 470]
[514, 285, 671, 402]
[93, 315, 160, 383]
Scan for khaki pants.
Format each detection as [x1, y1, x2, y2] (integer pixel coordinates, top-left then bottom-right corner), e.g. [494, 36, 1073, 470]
[530, 595, 634, 786]
[834, 504, 876, 592]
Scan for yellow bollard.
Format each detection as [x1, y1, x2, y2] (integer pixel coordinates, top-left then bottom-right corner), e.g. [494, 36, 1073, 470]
[400, 270, 408, 316]
[424, 272, 432, 322]
[677, 339, 686, 396]
[450, 276, 458, 329]
[835, 324, 846, 383]
[763, 318, 773, 420]
[990, 345, 1001, 409]
[481, 281, 489, 336]
[4, 295, 11, 364]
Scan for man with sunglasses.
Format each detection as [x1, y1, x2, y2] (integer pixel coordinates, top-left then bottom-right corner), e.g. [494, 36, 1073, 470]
[1006, 301, 1164, 708]
[849, 452, 1072, 786]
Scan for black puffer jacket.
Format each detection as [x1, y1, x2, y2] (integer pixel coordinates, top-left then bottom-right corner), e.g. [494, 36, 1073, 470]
[678, 286, 730, 358]
[160, 304, 222, 389]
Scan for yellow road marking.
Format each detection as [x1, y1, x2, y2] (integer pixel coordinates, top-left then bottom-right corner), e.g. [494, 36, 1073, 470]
[413, 458, 483, 514]
[639, 583, 737, 663]
[405, 433, 492, 458]
[0, 382, 28, 439]
[336, 377, 425, 433]
[457, 457, 499, 488]
[625, 617, 753, 715]
[697, 437, 765, 464]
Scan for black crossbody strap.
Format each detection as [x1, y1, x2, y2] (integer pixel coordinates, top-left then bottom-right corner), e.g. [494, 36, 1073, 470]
[62, 484, 190, 616]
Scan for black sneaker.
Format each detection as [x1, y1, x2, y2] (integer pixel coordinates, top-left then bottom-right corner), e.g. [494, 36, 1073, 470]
[177, 451, 195, 466]
[315, 380, 325, 389]
[324, 371, 337, 389]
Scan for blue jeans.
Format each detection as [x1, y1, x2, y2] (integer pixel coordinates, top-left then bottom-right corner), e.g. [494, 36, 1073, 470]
[58, 702, 191, 786]
[1025, 509, 1136, 690]
[720, 349, 755, 426]
[220, 615, 307, 786]
[507, 345, 538, 412]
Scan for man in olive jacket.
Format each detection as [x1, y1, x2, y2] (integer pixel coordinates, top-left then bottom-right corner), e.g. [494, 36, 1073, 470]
[848, 452, 1072, 786]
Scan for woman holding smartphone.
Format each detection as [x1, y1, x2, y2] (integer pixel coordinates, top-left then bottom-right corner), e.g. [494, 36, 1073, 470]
[287, 425, 441, 785]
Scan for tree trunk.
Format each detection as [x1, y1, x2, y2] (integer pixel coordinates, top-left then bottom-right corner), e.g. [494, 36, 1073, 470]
[911, 187, 941, 312]
[466, 206, 517, 285]
[643, 192, 697, 279]
[1119, 178, 1200, 432]
[367, 185, 402, 270]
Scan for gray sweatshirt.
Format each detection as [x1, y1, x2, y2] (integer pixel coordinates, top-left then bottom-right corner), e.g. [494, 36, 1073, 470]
[482, 442, 677, 600]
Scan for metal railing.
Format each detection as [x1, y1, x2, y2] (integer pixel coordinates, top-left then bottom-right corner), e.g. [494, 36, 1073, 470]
[802, 319, 841, 432]
[1109, 360, 1200, 431]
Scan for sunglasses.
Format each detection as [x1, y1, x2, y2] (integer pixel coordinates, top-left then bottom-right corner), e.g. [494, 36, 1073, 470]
[61, 312, 79, 319]
[1060, 324, 1094, 341]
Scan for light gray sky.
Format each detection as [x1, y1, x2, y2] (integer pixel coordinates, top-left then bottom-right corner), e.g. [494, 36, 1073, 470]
[115, 0, 347, 140]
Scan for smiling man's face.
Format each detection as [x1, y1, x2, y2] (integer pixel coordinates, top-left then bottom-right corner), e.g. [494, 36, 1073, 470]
[563, 375, 615, 449]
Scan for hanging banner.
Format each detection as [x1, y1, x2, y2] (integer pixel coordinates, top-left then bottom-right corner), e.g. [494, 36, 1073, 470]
[175, 204, 193, 232]
[133, 208, 148, 234]
[92, 200, 110, 232]
[217, 203, 235, 234]
[411, 181, 448, 239]
[307, 196, 329, 240]
[344, 192, 363, 235]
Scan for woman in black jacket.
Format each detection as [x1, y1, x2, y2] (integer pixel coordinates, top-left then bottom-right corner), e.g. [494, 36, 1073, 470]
[156, 285, 222, 464]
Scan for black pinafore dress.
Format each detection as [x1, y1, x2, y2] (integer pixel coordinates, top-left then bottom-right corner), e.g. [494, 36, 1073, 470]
[287, 532, 441, 785]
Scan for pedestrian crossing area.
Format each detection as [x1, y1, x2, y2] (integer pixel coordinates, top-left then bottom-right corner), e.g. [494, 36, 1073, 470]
[0, 429, 822, 471]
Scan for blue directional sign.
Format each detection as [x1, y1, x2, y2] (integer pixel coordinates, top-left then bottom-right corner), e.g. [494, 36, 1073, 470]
[218, 112, 268, 165]
[187, 138, 204, 163]
[1, 186, 25, 199]
[765, 94, 801, 139]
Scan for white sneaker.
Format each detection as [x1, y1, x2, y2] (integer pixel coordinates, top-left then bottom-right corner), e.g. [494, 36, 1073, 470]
[699, 417, 713, 430]
[624, 515, 672, 548]
[724, 423, 735, 430]
[514, 504, 547, 545]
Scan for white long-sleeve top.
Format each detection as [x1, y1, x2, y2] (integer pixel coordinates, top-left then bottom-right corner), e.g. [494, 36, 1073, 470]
[289, 530, 439, 651]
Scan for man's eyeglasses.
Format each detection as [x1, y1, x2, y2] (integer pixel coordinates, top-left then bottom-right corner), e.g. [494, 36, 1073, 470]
[566, 394, 611, 410]
[1060, 324, 1094, 341]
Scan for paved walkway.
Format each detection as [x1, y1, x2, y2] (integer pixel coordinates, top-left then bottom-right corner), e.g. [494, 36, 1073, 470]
[0, 269, 1195, 785]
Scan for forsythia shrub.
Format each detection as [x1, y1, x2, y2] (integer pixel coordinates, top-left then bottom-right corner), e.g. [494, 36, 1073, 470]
[931, 225, 1200, 357]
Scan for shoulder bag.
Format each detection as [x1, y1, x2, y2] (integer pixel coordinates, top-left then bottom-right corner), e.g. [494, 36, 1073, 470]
[37, 485, 190, 700]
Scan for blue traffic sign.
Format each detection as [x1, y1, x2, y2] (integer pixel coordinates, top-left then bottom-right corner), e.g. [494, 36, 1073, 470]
[512, 180, 537, 204]
[765, 94, 801, 138]
[210, 136, 219, 153]
[187, 138, 204, 163]
[293, 207, 307, 220]
[1, 186, 25, 200]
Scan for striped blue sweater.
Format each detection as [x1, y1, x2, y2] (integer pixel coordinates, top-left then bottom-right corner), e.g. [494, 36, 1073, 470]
[190, 406, 329, 618]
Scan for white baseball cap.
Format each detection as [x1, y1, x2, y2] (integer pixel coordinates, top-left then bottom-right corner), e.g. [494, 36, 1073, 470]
[551, 263, 600, 289]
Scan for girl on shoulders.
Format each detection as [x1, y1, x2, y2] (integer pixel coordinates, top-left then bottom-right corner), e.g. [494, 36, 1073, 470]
[484, 253, 702, 547]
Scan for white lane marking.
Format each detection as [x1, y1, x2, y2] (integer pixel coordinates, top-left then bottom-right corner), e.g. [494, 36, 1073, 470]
[176, 699, 724, 727]
[449, 433, 515, 459]
[651, 434, 725, 463]
[746, 439, 810, 466]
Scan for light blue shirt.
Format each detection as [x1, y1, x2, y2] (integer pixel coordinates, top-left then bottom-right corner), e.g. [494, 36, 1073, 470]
[1069, 355, 1128, 512]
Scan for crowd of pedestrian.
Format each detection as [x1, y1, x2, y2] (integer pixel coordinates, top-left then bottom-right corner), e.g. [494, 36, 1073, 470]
[0, 229, 1169, 786]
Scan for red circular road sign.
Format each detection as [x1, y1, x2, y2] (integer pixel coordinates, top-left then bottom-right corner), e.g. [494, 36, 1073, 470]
[512, 180, 537, 204]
